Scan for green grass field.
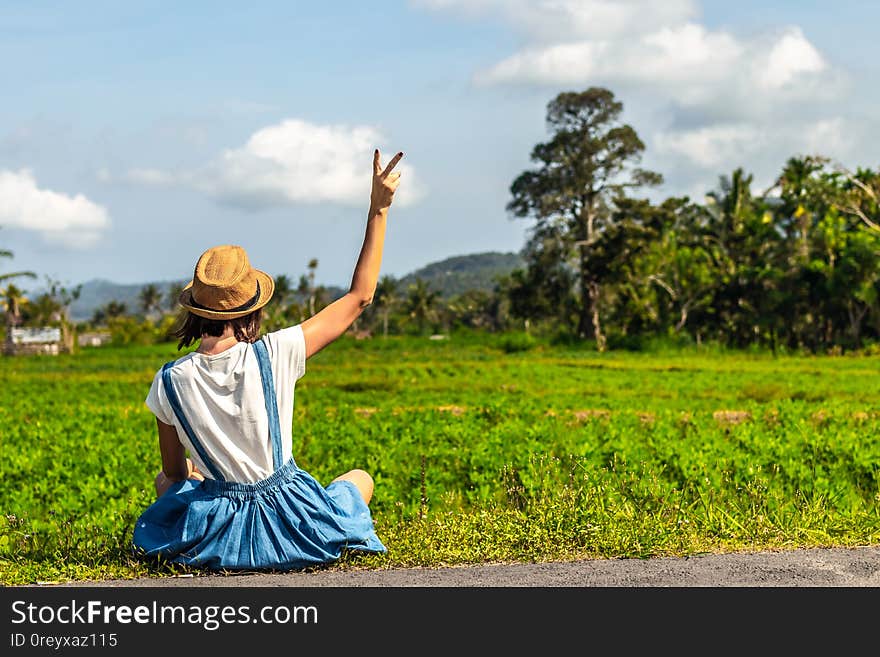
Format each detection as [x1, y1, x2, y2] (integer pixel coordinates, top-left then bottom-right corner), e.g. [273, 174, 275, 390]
[1, 332, 879, 585]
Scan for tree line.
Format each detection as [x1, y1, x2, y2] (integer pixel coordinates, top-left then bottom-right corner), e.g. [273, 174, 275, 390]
[4, 86, 880, 353]
[503, 87, 880, 353]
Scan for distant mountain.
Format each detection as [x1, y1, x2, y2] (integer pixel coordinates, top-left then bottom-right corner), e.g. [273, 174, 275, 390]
[397, 251, 524, 298]
[67, 279, 187, 322]
[60, 251, 525, 322]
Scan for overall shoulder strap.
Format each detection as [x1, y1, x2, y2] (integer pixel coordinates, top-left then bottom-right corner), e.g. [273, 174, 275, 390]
[161, 361, 225, 481]
[252, 340, 284, 471]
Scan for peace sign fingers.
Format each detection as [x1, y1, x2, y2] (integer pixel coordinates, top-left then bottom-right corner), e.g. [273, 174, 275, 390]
[382, 151, 404, 178]
[370, 148, 404, 212]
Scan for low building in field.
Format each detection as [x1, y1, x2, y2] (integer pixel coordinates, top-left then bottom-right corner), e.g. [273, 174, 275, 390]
[8, 326, 64, 355]
[77, 331, 112, 347]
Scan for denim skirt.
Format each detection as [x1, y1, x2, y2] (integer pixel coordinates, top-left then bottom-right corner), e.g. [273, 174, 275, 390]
[132, 458, 386, 571]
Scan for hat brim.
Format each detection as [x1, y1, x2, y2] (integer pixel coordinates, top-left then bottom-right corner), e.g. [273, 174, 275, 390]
[178, 269, 275, 320]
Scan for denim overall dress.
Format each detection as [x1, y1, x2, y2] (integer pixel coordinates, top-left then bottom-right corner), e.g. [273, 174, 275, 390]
[132, 339, 386, 570]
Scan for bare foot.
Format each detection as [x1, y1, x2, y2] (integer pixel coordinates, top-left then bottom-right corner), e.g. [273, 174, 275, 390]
[186, 458, 205, 481]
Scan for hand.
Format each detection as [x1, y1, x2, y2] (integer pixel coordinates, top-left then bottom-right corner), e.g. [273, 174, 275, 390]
[370, 149, 403, 213]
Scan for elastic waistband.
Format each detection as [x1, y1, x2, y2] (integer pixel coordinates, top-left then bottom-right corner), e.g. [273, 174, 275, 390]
[199, 458, 301, 498]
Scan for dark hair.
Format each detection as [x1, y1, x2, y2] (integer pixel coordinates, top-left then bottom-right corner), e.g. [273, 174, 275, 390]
[174, 309, 263, 350]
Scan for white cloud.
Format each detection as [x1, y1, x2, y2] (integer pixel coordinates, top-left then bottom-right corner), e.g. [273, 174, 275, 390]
[651, 117, 862, 201]
[419, 0, 857, 198]
[0, 169, 110, 248]
[476, 23, 743, 91]
[413, 0, 697, 41]
[475, 41, 605, 86]
[654, 124, 763, 169]
[110, 118, 424, 210]
[655, 117, 858, 170]
[754, 27, 826, 90]
[419, 1, 838, 118]
[474, 22, 833, 119]
[802, 118, 853, 157]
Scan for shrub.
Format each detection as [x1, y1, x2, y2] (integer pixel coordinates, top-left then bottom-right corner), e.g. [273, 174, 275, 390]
[498, 332, 537, 353]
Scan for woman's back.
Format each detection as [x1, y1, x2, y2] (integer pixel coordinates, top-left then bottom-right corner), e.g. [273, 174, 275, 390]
[145, 325, 307, 483]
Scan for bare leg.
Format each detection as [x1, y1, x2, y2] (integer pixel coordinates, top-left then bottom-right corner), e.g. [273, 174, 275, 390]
[154, 471, 173, 498]
[331, 469, 374, 505]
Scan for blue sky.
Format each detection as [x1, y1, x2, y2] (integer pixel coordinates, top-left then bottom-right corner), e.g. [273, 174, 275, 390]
[1, 1, 878, 289]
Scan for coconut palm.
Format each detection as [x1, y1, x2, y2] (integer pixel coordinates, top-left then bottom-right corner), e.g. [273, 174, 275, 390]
[92, 300, 128, 326]
[1, 243, 37, 355]
[404, 278, 440, 335]
[374, 275, 399, 338]
[307, 259, 319, 316]
[273, 274, 293, 306]
[2, 283, 29, 355]
[166, 281, 186, 312]
[296, 274, 310, 321]
[139, 283, 163, 321]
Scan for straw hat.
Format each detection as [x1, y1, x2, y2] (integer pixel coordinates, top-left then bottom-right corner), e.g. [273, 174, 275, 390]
[178, 245, 275, 320]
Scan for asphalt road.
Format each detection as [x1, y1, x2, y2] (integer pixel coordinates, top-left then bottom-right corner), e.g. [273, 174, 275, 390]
[10, 547, 877, 653]
[47, 545, 880, 587]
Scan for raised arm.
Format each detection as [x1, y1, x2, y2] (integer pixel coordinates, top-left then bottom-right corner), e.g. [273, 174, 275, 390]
[301, 149, 403, 358]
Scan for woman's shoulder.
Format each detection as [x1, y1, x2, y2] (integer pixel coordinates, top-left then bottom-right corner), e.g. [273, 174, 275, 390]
[260, 325, 306, 372]
[162, 351, 198, 369]
[152, 352, 200, 383]
[261, 324, 305, 349]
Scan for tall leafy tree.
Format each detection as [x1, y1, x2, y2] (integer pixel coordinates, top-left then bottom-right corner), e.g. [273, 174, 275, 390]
[700, 168, 789, 348]
[837, 165, 880, 233]
[617, 196, 718, 337]
[835, 166, 880, 339]
[507, 87, 662, 350]
[772, 155, 831, 263]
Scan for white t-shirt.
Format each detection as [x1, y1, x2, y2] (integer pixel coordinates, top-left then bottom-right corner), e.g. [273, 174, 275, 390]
[145, 325, 307, 483]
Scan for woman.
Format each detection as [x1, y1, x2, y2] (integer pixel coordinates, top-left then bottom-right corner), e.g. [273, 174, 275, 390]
[132, 149, 403, 571]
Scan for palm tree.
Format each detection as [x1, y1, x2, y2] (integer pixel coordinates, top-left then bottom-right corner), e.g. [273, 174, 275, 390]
[1, 243, 37, 355]
[2, 284, 29, 355]
[374, 275, 399, 338]
[139, 283, 163, 321]
[705, 167, 755, 238]
[404, 278, 440, 335]
[772, 155, 829, 262]
[295, 274, 310, 322]
[92, 300, 128, 326]
[307, 258, 319, 316]
[261, 273, 295, 331]
[49, 279, 81, 352]
[273, 274, 293, 307]
[166, 281, 186, 312]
